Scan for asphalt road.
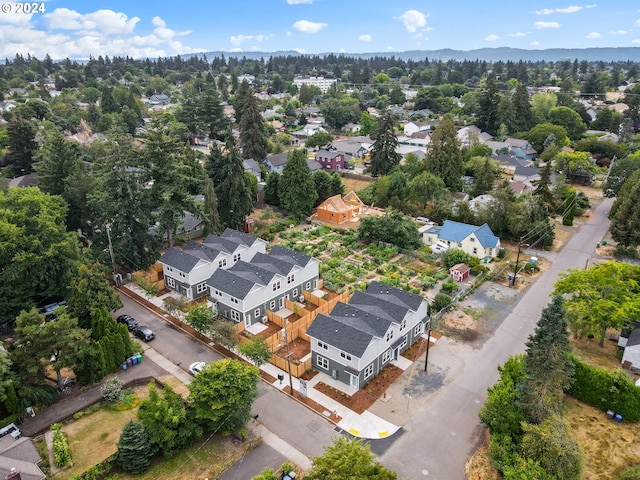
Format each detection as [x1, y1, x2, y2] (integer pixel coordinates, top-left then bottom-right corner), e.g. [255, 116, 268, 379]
[376, 197, 615, 480]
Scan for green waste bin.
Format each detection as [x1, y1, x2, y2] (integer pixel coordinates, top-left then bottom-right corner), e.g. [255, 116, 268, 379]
[136, 353, 142, 364]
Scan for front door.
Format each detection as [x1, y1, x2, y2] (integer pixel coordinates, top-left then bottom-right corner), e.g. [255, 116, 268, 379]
[350, 373, 359, 389]
[394, 347, 400, 360]
[279, 297, 285, 308]
[244, 314, 251, 329]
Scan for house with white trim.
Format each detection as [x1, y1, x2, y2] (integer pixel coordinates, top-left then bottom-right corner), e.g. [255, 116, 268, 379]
[206, 246, 320, 328]
[306, 281, 429, 390]
[420, 220, 500, 261]
[158, 229, 267, 300]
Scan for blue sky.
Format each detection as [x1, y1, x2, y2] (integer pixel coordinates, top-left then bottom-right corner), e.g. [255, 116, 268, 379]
[1, 1, 639, 59]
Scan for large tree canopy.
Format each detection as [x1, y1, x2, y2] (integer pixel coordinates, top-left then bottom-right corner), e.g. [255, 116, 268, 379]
[278, 149, 318, 220]
[553, 261, 640, 346]
[369, 111, 400, 177]
[609, 169, 640, 247]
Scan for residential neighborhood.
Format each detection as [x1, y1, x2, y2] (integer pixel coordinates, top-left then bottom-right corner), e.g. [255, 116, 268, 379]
[2, 22, 640, 480]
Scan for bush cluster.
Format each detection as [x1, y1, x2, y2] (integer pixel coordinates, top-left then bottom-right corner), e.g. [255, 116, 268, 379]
[52, 423, 73, 468]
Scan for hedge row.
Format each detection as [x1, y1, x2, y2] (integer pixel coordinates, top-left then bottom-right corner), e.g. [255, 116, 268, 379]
[568, 358, 640, 422]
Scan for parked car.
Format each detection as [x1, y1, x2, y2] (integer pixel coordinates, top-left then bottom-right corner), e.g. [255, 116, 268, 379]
[189, 361, 207, 376]
[116, 314, 138, 331]
[133, 326, 155, 342]
[39, 301, 67, 322]
[0, 423, 21, 440]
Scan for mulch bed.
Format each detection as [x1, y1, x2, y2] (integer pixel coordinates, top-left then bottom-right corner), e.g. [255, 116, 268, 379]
[313, 363, 404, 414]
[275, 337, 311, 362]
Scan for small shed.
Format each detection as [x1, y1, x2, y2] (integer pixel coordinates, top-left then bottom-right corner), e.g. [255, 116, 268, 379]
[450, 263, 470, 282]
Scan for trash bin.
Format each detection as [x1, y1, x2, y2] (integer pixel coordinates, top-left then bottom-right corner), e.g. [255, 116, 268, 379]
[136, 353, 142, 364]
[614, 413, 623, 423]
[508, 274, 514, 281]
[606, 410, 615, 419]
[127, 357, 133, 367]
[122, 363, 127, 370]
[131, 355, 138, 366]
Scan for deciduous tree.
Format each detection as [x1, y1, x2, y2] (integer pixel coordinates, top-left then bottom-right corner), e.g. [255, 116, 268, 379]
[67, 262, 123, 329]
[238, 336, 272, 366]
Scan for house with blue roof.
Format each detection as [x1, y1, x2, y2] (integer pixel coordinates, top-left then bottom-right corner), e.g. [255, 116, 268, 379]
[206, 245, 320, 328]
[420, 220, 500, 261]
[306, 281, 430, 390]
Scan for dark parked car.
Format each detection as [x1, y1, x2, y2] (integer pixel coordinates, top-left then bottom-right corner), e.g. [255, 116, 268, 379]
[133, 326, 155, 342]
[116, 314, 138, 330]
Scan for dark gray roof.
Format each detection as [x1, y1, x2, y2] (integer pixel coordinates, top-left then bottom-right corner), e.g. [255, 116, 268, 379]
[207, 264, 266, 299]
[266, 152, 289, 167]
[0, 436, 45, 480]
[250, 252, 296, 276]
[306, 313, 375, 357]
[627, 328, 640, 348]
[158, 247, 202, 272]
[220, 228, 261, 247]
[348, 290, 408, 321]
[183, 241, 222, 262]
[366, 281, 424, 312]
[269, 245, 313, 268]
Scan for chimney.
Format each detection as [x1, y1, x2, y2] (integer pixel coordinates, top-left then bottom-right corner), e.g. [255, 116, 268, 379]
[6, 468, 22, 480]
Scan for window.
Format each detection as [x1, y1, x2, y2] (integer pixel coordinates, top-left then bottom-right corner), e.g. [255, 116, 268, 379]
[270, 300, 276, 310]
[287, 274, 295, 284]
[233, 253, 241, 262]
[179, 272, 185, 278]
[401, 318, 407, 331]
[272, 281, 281, 291]
[196, 282, 208, 294]
[386, 329, 395, 342]
[317, 355, 329, 370]
[414, 324, 424, 336]
[166, 277, 176, 288]
[254, 308, 260, 318]
[489, 248, 494, 256]
[166, 266, 173, 272]
[400, 335, 408, 349]
[306, 282, 311, 290]
[231, 311, 239, 321]
[218, 258, 227, 268]
[470, 237, 475, 242]
[214, 289, 223, 297]
[293, 288, 298, 298]
[340, 351, 351, 361]
[317, 341, 328, 350]
[382, 349, 392, 364]
[364, 363, 374, 379]
[472, 247, 478, 255]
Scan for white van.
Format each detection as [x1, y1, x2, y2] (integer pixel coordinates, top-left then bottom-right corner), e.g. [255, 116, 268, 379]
[0, 423, 21, 440]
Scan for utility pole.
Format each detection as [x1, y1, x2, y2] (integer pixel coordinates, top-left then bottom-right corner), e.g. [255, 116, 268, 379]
[283, 320, 294, 396]
[105, 223, 117, 275]
[423, 324, 432, 372]
[512, 239, 530, 287]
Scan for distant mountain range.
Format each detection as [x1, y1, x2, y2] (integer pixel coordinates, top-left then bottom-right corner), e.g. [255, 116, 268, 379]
[190, 47, 640, 62]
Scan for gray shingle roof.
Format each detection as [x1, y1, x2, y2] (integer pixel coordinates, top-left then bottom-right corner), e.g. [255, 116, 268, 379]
[348, 291, 407, 321]
[269, 245, 313, 267]
[158, 247, 202, 272]
[220, 227, 261, 247]
[627, 328, 640, 348]
[251, 252, 296, 276]
[207, 265, 262, 299]
[366, 281, 424, 311]
[266, 152, 289, 167]
[306, 313, 375, 357]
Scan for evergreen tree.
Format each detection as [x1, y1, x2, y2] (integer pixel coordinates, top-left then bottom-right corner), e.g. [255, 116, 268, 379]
[204, 142, 226, 186]
[180, 143, 205, 195]
[497, 95, 517, 135]
[476, 77, 501, 136]
[313, 169, 333, 205]
[470, 157, 499, 197]
[239, 85, 269, 163]
[532, 162, 555, 211]
[425, 117, 464, 191]
[203, 176, 222, 235]
[200, 83, 227, 138]
[329, 172, 345, 196]
[101, 87, 119, 114]
[33, 128, 81, 196]
[233, 80, 251, 126]
[278, 149, 318, 220]
[217, 132, 254, 230]
[512, 83, 534, 132]
[518, 296, 574, 424]
[610, 169, 640, 247]
[67, 263, 123, 329]
[117, 420, 154, 474]
[264, 171, 280, 207]
[369, 111, 400, 177]
[6, 114, 37, 174]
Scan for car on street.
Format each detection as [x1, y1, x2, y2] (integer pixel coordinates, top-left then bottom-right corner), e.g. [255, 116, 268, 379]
[133, 326, 155, 342]
[189, 361, 207, 376]
[39, 301, 67, 322]
[116, 314, 138, 330]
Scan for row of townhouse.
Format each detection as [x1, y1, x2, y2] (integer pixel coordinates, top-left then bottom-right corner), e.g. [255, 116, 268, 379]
[158, 229, 320, 328]
[307, 281, 430, 390]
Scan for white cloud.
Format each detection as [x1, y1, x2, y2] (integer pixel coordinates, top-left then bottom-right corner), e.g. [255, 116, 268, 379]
[484, 34, 500, 41]
[292, 19, 327, 34]
[506, 32, 526, 37]
[609, 30, 628, 35]
[533, 5, 582, 15]
[359, 34, 372, 42]
[635, 19, 640, 26]
[0, 9, 204, 59]
[530, 41, 540, 46]
[230, 33, 273, 46]
[287, 0, 313, 3]
[632, 39, 640, 44]
[586, 32, 601, 38]
[586, 4, 597, 8]
[534, 21, 561, 29]
[395, 10, 427, 33]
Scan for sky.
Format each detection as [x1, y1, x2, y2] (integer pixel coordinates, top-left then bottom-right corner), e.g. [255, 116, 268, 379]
[1, 1, 640, 60]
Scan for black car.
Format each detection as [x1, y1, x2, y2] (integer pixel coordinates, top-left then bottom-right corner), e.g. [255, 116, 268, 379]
[116, 314, 138, 330]
[133, 326, 155, 342]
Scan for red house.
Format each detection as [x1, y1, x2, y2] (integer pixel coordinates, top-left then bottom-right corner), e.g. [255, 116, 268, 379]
[315, 150, 345, 171]
[449, 263, 470, 282]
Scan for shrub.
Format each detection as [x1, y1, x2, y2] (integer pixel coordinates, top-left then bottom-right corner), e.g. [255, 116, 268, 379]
[441, 279, 459, 294]
[52, 423, 72, 468]
[621, 465, 640, 480]
[432, 293, 453, 313]
[101, 376, 124, 403]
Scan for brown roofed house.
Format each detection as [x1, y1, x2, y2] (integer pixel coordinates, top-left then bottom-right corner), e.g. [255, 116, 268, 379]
[316, 191, 364, 224]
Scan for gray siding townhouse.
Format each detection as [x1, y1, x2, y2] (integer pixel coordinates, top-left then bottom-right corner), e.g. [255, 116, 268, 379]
[306, 281, 430, 390]
[207, 245, 320, 328]
[158, 229, 267, 300]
